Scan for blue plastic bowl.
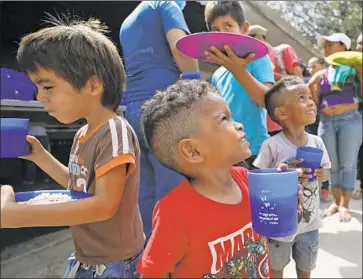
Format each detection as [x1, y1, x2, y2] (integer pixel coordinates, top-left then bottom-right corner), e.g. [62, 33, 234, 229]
[15, 190, 91, 203]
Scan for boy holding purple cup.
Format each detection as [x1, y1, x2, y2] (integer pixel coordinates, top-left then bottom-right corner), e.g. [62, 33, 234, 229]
[254, 77, 331, 279]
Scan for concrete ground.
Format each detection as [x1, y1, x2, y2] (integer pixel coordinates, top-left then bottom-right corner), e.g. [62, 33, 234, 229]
[285, 197, 362, 278]
[1, 184, 362, 278]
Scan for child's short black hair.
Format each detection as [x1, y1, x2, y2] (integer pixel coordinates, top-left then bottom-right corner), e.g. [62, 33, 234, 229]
[264, 76, 304, 124]
[205, 1, 246, 30]
[141, 80, 219, 174]
[17, 15, 125, 112]
[299, 60, 310, 77]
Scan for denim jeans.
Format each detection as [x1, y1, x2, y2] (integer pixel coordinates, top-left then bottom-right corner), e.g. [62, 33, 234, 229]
[318, 109, 362, 191]
[63, 252, 141, 278]
[126, 101, 185, 240]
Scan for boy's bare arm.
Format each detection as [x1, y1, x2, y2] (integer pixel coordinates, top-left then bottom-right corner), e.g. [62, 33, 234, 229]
[167, 28, 199, 73]
[20, 136, 69, 188]
[32, 150, 70, 188]
[232, 68, 273, 107]
[308, 71, 323, 106]
[1, 164, 126, 228]
[317, 169, 330, 183]
[205, 45, 272, 107]
[355, 64, 363, 96]
[287, 66, 304, 79]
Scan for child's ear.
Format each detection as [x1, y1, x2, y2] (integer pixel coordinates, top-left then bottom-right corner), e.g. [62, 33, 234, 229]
[85, 75, 103, 97]
[240, 21, 250, 35]
[178, 139, 204, 164]
[275, 107, 288, 121]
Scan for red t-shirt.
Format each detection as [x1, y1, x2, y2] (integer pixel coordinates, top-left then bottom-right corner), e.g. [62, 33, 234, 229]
[269, 44, 300, 75]
[266, 114, 282, 133]
[137, 167, 272, 278]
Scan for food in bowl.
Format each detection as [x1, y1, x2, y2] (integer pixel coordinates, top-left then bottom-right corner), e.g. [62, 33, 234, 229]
[18, 193, 74, 205]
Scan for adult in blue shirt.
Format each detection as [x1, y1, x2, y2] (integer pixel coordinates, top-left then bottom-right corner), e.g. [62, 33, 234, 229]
[204, 1, 274, 166]
[120, 1, 198, 240]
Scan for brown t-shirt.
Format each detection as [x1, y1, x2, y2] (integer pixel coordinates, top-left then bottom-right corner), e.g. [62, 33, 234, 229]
[68, 116, 144, 265]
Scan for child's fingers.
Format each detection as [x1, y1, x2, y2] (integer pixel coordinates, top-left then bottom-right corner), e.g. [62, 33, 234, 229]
[205, 50, 223, 64]
[277, 163, 288, 172]
[300, 174, 312, 180]
[209, 46, 226, 58]
[224, 45, 237, 58]
[26, 135, 36, 142]
[1, 185, 15, 203]
[297, 184, 304, 211]
[244, 52, 256, 61]
[289, 159, 303, 168]
[25, 135, 40, 147]
[292, 159, 304, 165]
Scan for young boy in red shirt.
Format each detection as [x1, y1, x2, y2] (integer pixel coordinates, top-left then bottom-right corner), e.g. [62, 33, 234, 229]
[137, 80, 272, 278]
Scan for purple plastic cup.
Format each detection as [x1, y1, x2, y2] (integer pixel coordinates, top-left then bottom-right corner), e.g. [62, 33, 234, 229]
[248, 169, 299, 238]
[296, 146, 323, 182]
[0, 118, 30, 158]
[176, 32, 269, 64]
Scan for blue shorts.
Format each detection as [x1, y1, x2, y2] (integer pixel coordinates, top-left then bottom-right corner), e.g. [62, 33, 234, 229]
[268, 230, 319, 272]
[63, 252, 142, 278]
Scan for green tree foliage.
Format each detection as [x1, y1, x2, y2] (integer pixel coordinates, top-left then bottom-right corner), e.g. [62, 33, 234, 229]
[267, 1, 363, 49]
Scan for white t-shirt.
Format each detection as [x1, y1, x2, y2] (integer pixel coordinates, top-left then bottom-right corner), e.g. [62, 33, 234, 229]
[253, 132, 331, 242]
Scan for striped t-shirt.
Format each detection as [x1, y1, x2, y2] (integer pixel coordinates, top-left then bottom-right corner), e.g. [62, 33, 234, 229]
[68, 116, 144, 265]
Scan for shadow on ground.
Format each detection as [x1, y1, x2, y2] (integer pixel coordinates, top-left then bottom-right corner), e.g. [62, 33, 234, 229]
[319, 230, 362, 266]
[339, 266, 363, 279]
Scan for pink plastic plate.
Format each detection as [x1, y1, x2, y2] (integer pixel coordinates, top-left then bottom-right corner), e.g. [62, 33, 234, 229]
[176, 32, 269, 64]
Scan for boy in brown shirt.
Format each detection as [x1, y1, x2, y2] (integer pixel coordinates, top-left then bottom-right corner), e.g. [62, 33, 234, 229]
[0, 17, 144, 278]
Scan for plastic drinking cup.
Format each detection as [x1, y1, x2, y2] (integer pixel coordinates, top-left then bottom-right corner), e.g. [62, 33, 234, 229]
[248, 168, 299, 237]
[296, 146, 323, 182]
[0, 118, 30, 158]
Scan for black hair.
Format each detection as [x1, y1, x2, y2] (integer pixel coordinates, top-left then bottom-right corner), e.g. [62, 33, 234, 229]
[141, 80, 219, 174]
[299, 60, 310, 77]
[264, 76, 305, 123]
[17, 14, 125, 111]
[205, 1, 246, 30]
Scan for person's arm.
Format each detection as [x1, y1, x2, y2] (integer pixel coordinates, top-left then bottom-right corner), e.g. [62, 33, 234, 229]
[20, 136, 69, 188]
[166, 29, 199, 72]
[317, 169, 330, 183]
[206, 46, 274, 107]
[33, 151, 69, 188]
[137, 200, 188, 278]
[1, 164, 128, 228]
[274, 72, 284, 82]
[355, 64, 363, 96]
[317, 137, 332, 183]
[308, 71, 323, 106]
[288, 66, 304, 79]
[158, 1, 198, 73]
[231, 67, 273, 108]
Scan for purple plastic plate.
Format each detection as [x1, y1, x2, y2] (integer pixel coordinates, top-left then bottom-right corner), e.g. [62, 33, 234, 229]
[1, 68, 37, 101]
[176, 32, 269, 64]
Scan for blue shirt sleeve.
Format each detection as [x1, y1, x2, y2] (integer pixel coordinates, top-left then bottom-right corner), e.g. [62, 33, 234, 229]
[211, 73, 217, 87]
[251, 55, 275, 84]
[157, 1, 190, 36]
